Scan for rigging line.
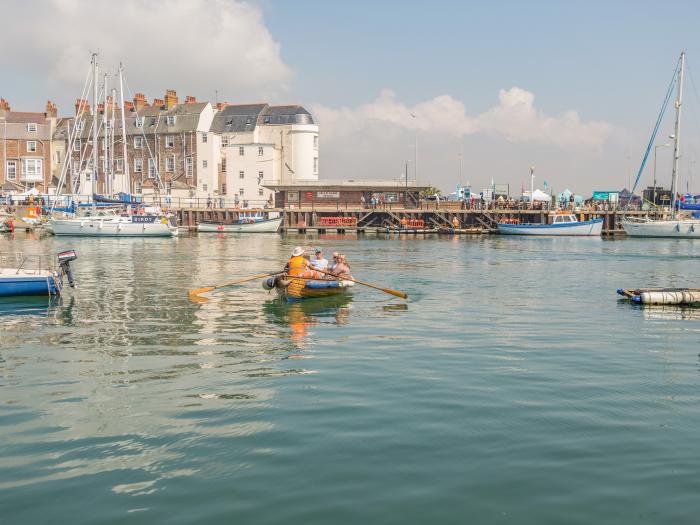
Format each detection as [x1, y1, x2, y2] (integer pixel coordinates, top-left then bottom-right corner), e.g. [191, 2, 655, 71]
[681, 61, 700, 136]
[630, 56, 680, 196]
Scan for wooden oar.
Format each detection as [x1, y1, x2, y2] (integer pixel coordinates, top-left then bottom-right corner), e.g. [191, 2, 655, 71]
[313, 268, 408, 300]
[189, 272, 278, 298]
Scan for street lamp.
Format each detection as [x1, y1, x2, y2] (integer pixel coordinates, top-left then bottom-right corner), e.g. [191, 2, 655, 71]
[404, 160, 412, 208]
[529, 166, 535, 209]
[653, 143, 670, 205]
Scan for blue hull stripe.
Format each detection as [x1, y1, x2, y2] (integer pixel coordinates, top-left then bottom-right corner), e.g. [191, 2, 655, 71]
[0, 276, 61, 297]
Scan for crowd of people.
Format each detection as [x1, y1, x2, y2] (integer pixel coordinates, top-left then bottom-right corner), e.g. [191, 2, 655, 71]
[284, 247, 353, 280]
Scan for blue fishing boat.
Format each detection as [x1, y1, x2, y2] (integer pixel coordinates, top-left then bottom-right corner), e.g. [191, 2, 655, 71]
[497, 212, 603, 236]
[0, 250, 77, 297]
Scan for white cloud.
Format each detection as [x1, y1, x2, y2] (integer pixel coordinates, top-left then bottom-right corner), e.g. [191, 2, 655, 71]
[314, 87, 612, 150]
[0, 0, 291, 108]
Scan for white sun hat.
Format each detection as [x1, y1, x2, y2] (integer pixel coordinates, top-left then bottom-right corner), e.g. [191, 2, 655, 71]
[292, 246, 304, 257]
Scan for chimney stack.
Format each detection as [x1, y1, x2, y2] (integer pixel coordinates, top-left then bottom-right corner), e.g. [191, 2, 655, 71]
[133, 93, 148, 112]
[185, 95, 197, 104]
[0, 97, 10, 117]
[164, 89, 178, 109]
[45, 100, 58, 118]
[216, 102, 228, 110]
[124, 101, 134, 112]
[75, 98, 90, 116]
[97, 103, 105, 114]
[153, 98, 164, 108]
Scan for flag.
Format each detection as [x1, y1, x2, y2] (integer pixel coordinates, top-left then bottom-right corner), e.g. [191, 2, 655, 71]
[543, 180, 548, 190]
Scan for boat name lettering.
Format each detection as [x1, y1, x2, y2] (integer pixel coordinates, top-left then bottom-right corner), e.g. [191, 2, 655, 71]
[132, 216, 157, 223]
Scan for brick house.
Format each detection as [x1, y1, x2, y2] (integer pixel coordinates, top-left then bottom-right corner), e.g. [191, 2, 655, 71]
[57, 90, 216, 199]
[0, 98, 57, 193]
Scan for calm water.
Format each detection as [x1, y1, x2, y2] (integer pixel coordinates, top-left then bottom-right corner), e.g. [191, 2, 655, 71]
[1, 232, 699, 524]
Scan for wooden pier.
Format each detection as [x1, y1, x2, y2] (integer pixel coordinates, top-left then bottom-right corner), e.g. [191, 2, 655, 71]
[174, 205, 658, 235]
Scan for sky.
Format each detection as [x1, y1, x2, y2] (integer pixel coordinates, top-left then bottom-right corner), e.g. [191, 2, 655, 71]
[3, 0, 700, 195]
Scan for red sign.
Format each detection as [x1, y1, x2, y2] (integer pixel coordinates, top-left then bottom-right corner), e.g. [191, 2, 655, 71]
[306, 192, 314, 199]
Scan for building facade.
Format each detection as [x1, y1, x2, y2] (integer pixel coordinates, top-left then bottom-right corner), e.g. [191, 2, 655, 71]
[211, 103, 318, 206]
[56, 90, 216, 200]
[0, 98, 57, 193]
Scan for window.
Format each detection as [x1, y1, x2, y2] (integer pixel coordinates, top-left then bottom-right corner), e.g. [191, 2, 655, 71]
[27, 123, 38, 132]
[166, 155, 175, 172]
[166, 181, 172, 193]
[258, 146, 264, 156]
[221, 158, 226, 171]
[116, 158, 124, 172]
[167, 115, 176, 126]
[258, 188, 264, 197]
[135, 116, 143, 128]
[239, 188, 244, 196]
[55, 151, 61, 164]
[73, 139, 81, 152]
[148, 158, 156, 178]
[185, 156, 193, 177]
[239, 170, 244, 179]
[149, 117, 156, 127]
[134, 136, 143, 148]
[135, 181, 142, 193]
[258, 170, 263, 181]
[203, 184, 208, 192]
[6, 161, 16, 180]
[27, 141, 37, 152]
[264, 115, 270, 124]
[221, 183, 227, 195]
[134, 158, 143, 173]
[313, 135, 318, 149]
[221, 136, 229, 146]
[239, 146, 244, 156]
[202, 133, 208, 143]
[202, 160, 208, 168]
[313, 157, 318, 174]
[105, 121, 112, 130]
[166, 135, 175, 148]
[21, 158, 43, 177]
[76, 121, 84, 131]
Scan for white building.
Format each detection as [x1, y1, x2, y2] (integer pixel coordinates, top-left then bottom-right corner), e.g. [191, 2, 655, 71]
[210, 104, 318, 207]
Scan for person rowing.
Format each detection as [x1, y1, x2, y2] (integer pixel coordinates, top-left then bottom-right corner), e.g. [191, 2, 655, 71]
[285, 246, 324, 279]
[309, 247, 329, 271]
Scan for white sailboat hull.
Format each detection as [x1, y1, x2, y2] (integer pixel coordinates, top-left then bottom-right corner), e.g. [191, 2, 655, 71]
[197, 217, 282, 233]
[621, 219, 700, 238]
[48, 217, 178, 237]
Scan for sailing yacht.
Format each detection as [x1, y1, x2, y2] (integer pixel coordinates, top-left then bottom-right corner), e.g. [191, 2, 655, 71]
[622, 51, 700, 239]
[47, 54, 177, 238]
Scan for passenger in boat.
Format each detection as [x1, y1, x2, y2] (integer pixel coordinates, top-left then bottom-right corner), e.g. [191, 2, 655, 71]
[331, 254, 352, 280]
[309, 247, 329, 271]
[328, 252, 340, 272]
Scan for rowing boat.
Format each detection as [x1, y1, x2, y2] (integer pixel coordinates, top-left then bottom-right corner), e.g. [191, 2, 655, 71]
[262, 273, 354, 302]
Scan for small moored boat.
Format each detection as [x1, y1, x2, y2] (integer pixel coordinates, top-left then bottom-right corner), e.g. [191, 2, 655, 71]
[0, 250, 77, 297]
[497, 212, 603, 236]
[198, 212, 282, 233]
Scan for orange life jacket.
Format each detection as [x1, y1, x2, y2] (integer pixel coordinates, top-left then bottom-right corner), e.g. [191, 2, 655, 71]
[287, 255, 307, 275]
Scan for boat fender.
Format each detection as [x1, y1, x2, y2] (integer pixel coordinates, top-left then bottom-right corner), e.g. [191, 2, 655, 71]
[98, 221, 103, 229]
[162, 217, 167, 225]
[262, 277, 276, 290]
[80, 220, 85, 228]
[691, 224, 695, 232]
[675, 224, 680, 232]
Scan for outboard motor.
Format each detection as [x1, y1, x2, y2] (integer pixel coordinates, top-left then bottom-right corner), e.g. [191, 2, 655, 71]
[57, 249, 78, 288]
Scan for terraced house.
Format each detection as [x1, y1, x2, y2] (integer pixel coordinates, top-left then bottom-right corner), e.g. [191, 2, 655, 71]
[56, 90, 217, 200]
[0, 98, 58, 194]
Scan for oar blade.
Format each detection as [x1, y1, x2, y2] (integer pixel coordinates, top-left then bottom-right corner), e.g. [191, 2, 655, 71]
[188, 286, 214, 297]
[384, 288, 408, 299]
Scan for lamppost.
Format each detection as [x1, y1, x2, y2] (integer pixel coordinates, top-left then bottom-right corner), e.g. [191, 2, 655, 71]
[405, 159, 412, 208]
[653, 143, 670, 205]
[529, 166, 535, 209]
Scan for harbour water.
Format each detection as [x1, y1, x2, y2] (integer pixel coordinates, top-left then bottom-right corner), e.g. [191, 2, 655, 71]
[1, 233, 699, 524]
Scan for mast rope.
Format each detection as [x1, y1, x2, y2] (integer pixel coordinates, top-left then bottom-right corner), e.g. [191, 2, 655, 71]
[630, 56, 681, 195]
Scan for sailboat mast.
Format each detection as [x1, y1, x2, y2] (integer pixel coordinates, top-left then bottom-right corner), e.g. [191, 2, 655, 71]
[91, 53, 99, 196]
[118, 63, 130, 194]
[110, 87, 116, 194]
[102, 73, 108, 195]
[671, 51, 685, 218]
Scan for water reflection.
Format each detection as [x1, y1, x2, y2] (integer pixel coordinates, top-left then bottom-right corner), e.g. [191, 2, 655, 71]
[263, 295, 353, 348]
